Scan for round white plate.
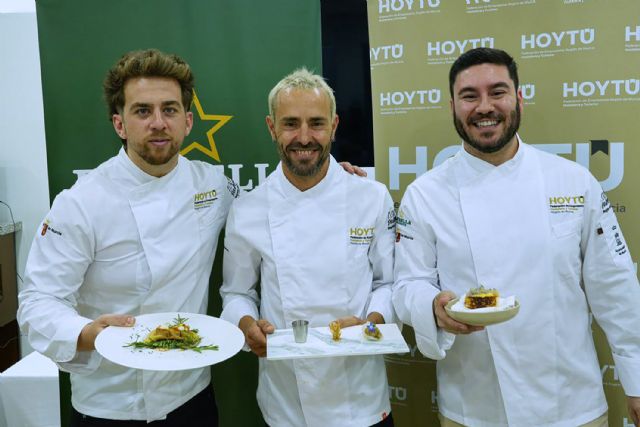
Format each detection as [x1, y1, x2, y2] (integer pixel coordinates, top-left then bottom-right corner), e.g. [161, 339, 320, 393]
[445, 299, 520, 326]
[95, 312, 244, 371]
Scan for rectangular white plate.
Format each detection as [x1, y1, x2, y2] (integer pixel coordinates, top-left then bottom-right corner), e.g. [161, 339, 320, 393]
[267, 323, 409, 360]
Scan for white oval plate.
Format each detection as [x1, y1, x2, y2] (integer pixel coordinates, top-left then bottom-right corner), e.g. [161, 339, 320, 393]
[95, 312, 244, 371]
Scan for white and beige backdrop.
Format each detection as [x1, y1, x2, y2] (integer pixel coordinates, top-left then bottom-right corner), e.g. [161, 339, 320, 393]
[366, 0, 639, 426]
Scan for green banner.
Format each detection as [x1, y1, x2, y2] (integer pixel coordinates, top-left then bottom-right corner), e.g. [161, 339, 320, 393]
[36, 1, 322, 425]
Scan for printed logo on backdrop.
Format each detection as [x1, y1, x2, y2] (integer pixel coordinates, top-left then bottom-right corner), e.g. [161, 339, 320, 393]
[376, 0, 441, 23]
[370, 44, 405, 68]
[387, 386, 440, 414]
[181, 90, 232, 163]
[625, 25, 640, 52]
[601, 364, 621, 388]
[426, 37, 494, 65]
[536, 140, 625, 194]
[387, 140, 624, 192]
[465, 0, 536, 15]
[183, 90, 271, 191]
[521, 83, 536, 105]
[378, 88, 443, 115]
[520, 27, 595, 59]
[388, 386, 408, 407]
[561, 77, 640, 108]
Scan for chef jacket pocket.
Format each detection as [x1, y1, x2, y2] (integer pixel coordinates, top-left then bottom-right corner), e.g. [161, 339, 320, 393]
[551, 217, 582, 238]
[348, 238, 371, 263]
[196, 205, 222, 228]
[551, 217, 582, 283]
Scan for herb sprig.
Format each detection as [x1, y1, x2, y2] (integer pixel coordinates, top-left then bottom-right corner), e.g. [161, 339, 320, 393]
[124, 315, 219, 352]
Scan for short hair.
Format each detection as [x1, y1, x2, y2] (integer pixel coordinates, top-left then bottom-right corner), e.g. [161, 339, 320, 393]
[449, 48, 519, 97]
[103, 49, 194, 118]
[268, 68, 336, 121]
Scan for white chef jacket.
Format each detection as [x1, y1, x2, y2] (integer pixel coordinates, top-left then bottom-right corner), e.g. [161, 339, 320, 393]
[18, 148, 238, 422]
[220, 156, 396, 427]
[393, 140, 640, 427]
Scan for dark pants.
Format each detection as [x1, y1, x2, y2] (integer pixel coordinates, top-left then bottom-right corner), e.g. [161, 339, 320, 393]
[70, 385, 218, 426]
[265, 412, 394, 427]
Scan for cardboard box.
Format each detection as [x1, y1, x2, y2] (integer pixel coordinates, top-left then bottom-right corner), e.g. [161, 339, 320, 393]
[0, 229, 18, 328]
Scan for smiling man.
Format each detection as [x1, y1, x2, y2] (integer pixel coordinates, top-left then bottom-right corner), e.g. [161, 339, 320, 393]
[392, 48, 640, 427]
[18, 49, 238, 426]
[220, 68, 397, 427]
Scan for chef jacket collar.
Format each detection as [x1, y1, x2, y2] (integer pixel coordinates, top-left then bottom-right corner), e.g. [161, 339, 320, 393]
[458, 134, 524, 174]
[275, 155, 339, 198]
[116, 147, 180, 186]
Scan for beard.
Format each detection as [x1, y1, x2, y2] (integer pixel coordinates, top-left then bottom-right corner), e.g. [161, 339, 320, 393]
[277, 140, 331, 177]
[130, 137, 180, 166]
[453, 103, 521, 154]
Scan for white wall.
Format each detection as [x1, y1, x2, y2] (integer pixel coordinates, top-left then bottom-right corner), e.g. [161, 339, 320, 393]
[0, 0, 50, 356]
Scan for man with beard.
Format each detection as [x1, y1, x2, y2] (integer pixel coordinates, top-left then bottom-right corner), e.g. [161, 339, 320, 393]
[220, 68, 397, 427]
[18, 49, 239, 425]
[393, 48, 640, 427]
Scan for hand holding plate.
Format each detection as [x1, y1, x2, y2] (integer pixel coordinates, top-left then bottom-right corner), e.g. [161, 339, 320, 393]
[78, 313, 135, 351]
[240, 316, 274, 357]
[433, 291, 484, 335]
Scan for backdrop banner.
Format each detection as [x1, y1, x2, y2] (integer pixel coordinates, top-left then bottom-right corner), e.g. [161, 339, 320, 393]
[35, 1, 322, 425]
[366, 0, 639, 426]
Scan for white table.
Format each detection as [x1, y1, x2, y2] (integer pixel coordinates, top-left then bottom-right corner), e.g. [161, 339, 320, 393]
[0, 351, 60, 427]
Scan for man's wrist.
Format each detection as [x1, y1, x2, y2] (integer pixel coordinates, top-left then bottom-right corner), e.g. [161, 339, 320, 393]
[238, 315, 256, 335]
[76, 322, 94, 352]
[366, 311, 385, 324]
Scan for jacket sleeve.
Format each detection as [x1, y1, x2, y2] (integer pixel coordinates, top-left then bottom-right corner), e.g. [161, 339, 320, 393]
[392, 185, 454, 360]
[581, 174, 640, 396]
[219, 202, 261, 330]
[17, 191, 99, 374]
[365, 188, 397, 326]
[220, 176, 242, 225]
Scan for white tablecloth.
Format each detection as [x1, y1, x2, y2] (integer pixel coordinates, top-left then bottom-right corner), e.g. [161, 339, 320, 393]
[0, 351, 60, 427]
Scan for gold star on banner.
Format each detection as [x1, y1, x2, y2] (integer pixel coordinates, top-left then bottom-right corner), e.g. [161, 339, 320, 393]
[180, 90, 232, 162]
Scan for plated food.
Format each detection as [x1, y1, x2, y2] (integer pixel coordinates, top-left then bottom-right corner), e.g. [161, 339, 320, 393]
[464, 285, 499, 309]
[446, 288, 519, 327]
[363, 322, 382, 341]
[125, 315, 218, 353]
[329, 320, 341, 341]
[267, 323, 409, 360]
[95, 312, 245, 371]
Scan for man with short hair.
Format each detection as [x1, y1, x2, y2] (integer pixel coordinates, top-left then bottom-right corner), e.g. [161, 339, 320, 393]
[18, 49, 238, 425]
[220, 68, 396, 427]
[393, 47, 640, 427]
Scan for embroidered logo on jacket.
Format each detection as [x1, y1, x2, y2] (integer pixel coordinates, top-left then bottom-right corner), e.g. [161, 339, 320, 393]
[350, 227, 374, 245]
[600, 192, 611, 214]
[387, 209, 397, 230]
[548, 195, 584, 214]
[194, 189, 218, 210]
[227, 177, 240, 198]
[395, 208, 414, 242]
[40, 219, 62, 237]
[396, 208, 412, 227]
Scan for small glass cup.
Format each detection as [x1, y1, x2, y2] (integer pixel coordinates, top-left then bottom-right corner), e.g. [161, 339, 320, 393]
[291, 320, 309, 343]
